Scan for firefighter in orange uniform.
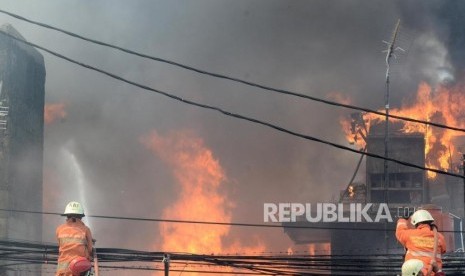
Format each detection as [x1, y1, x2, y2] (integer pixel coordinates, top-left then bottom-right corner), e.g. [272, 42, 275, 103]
[396, 209, 446, 276]
[56, 201, 93, 276]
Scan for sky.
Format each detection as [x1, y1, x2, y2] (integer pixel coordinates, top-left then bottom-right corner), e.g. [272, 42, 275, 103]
[0, 0, 464, 274]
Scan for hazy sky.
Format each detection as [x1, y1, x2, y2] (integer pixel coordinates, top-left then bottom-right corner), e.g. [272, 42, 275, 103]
[0, 1, 463, 273]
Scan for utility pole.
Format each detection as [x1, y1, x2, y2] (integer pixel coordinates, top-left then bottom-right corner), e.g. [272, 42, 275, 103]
[382, 19, 401, 254]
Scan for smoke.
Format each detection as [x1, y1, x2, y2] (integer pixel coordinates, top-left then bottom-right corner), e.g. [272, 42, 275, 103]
[436, 1, 465, 76]
[0, 0, 463, 266]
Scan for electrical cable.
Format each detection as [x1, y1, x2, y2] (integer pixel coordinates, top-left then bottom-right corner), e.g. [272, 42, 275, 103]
[0, 30, 462, 181]
[0, 9, 463, 134]
[1, 239, 464, 274]
[1, 208, 465, 233]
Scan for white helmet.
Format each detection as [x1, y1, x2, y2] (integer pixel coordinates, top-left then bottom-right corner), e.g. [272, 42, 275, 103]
[410, 210, 434, 226]
[63, 201, 85, 217]
[401, 259, 424, 276]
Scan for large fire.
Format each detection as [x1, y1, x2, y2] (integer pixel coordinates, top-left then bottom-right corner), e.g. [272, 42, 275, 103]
[44, 103, 67, 125]
[141, 130, 264, 275]
[341, 81, 465, 178]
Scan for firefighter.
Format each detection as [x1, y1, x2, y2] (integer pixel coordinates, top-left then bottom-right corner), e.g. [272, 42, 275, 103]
[56, 201, 93, 276]
[396, 209, 446, 276]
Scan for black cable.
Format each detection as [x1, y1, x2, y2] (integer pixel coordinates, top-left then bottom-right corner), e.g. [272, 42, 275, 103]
[0, 30, 462, 181]
[0, 9, 463, 135]
[1, 208, 465, 233]
[1, 237, 462, 274]
[0, 238, 416, 259]
[98, 265, 274, 274]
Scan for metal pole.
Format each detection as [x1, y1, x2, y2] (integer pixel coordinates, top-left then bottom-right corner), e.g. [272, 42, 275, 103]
[163, 254, 170, 276]
[384, 19, 400, 204]
[92, 239, 99, 276]
[460, 219, 465, 252]
[449, 212, 464, 251]
[463, 154, 465, 220]
[383, 19, 401, 254]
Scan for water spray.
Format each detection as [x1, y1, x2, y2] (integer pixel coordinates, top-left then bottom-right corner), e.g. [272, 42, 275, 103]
[61, 144, 93, 229]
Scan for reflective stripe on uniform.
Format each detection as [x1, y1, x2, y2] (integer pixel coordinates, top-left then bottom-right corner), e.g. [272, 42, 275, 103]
[56, 261, 69, 271]
[407, 249, 441, 259]
[59, 237, 87, 245]
[396, 221, 407, 228]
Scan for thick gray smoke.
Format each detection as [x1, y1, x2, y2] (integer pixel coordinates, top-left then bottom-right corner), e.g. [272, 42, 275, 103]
[0, 0, 463, 269]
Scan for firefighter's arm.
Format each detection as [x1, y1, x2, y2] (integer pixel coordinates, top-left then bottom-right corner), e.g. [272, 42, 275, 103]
[395, 218, 409, 245]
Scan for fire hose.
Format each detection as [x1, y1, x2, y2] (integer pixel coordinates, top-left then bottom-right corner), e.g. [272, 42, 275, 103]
[427, 226, 444, 276]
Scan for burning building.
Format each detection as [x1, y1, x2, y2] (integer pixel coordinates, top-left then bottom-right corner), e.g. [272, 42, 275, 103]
[365, 121, 426, 204]
[284, 113, 464, 272]
[0, 24, 46, 275]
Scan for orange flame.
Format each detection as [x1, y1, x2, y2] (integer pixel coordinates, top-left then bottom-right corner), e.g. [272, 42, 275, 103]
[141, 130, 264, 275]
[341, 81, 465, 179]
[44, 103, 67, 125]
[348, 185, 355, 198]
[308, 243, 331, 255]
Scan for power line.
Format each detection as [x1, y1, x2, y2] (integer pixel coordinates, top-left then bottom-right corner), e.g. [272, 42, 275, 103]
[99, 266, 273, 275]
[0, 237, 419, 256]
[0, 208, 464, 233]
[0, 30, 462, 181]
[0, 9, 464, 134]
[1, 239, 464, 275]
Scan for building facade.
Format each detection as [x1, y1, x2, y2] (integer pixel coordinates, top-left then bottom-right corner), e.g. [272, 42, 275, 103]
[0, 24, 45, 275]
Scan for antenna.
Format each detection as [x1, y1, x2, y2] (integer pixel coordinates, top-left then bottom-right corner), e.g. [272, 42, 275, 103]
[382, 19, 402, 205]
[381, 19, 402, 255]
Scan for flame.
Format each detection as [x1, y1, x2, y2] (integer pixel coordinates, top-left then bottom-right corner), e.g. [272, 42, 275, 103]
[141, 130, 264, 275]
[348, 185, 355, 198]
[309, 243, 331, 255]
[341, 80, 465, 179]
[44, 103, 67, 125]
[287, 247, 294, 255]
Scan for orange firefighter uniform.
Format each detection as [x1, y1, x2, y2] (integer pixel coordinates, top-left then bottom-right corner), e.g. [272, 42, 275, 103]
[396, 218, 446, 275]
[56, 218, 93, 276]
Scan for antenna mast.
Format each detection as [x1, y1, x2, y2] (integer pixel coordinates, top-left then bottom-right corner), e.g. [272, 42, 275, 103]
[383, 19, 401, 204]
[381, 19, 402, 254]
